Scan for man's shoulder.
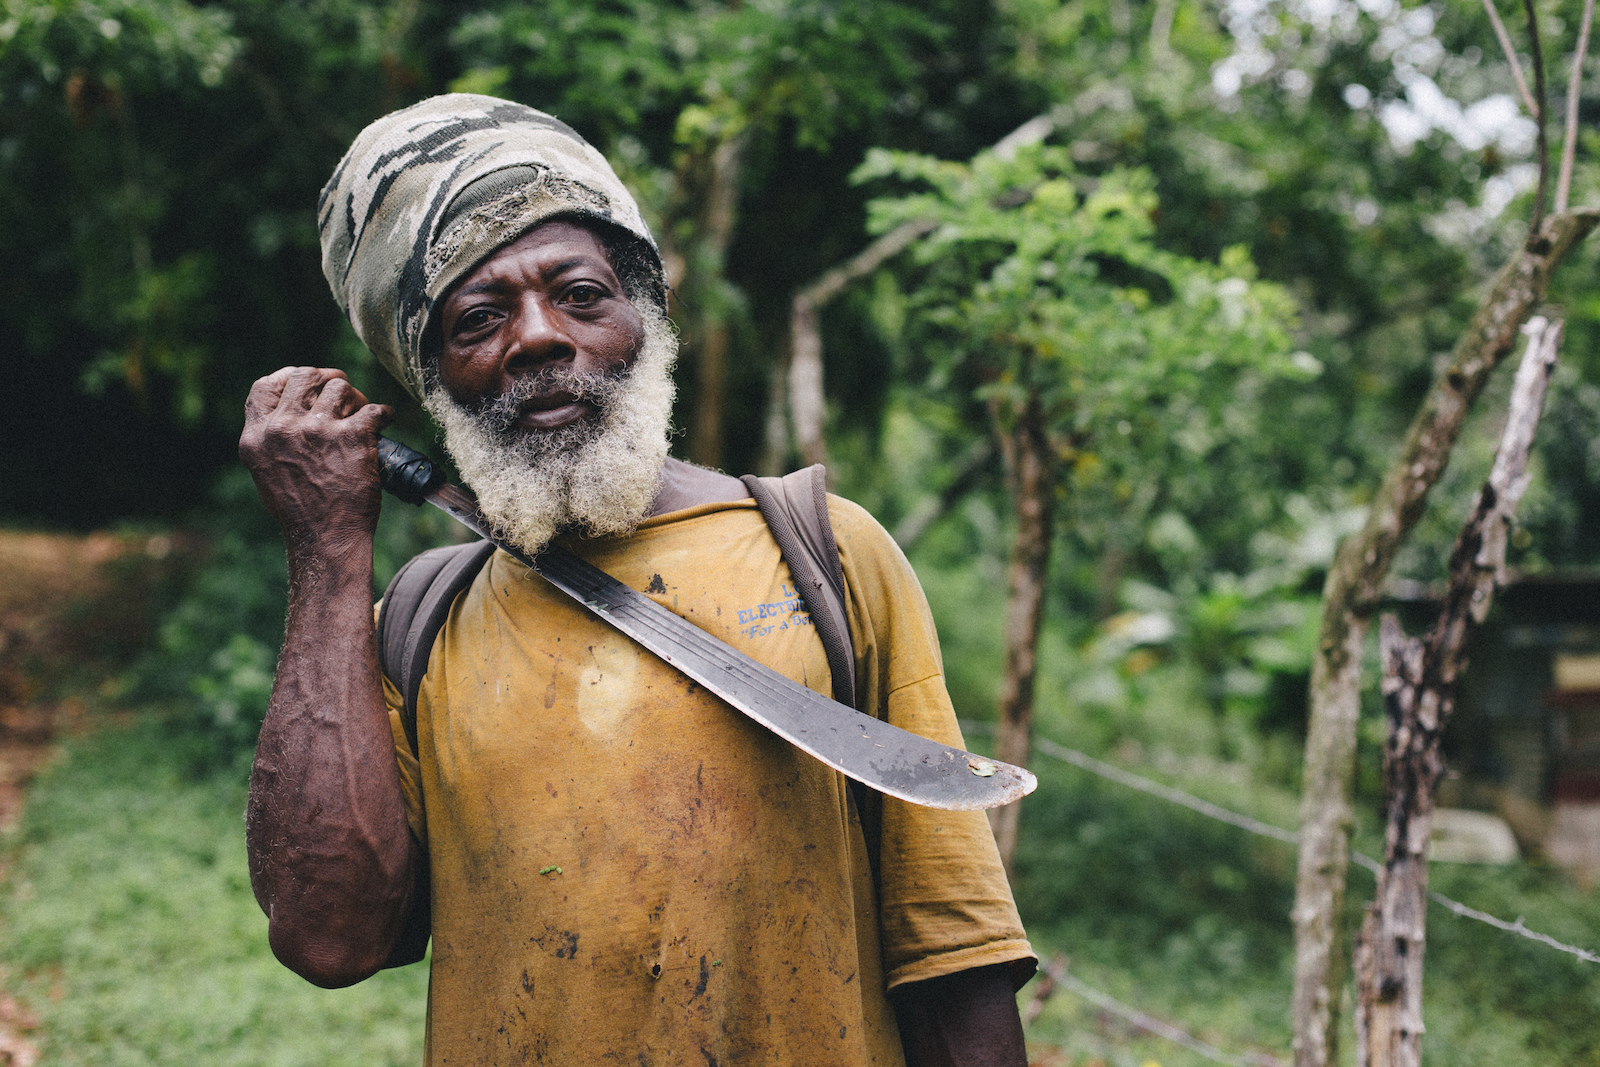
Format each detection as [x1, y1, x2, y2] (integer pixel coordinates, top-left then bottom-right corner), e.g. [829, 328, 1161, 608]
[648, 457, 750, 516]
[824, 493, 910, 570]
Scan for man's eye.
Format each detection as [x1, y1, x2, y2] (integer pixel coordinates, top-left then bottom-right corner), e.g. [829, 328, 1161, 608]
[565, 284, 604, 306]
[455, 308, 495, 334]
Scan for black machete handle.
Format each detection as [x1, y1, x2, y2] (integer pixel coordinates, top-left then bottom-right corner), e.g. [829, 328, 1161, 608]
[377, 436, 444, 505]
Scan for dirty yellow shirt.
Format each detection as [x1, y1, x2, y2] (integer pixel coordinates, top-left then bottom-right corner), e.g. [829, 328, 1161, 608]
[383, 496, 1033, 1066]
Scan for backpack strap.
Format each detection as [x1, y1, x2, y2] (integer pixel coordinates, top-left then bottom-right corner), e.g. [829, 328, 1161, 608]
[740, 465, 857, 710]
[377, 539, 498, 756]
[741, 467, 880, 886]
[374, 538, 495, 971]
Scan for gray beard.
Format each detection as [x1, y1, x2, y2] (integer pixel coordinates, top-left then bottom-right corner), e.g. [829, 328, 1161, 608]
[424, 305, 678, 557]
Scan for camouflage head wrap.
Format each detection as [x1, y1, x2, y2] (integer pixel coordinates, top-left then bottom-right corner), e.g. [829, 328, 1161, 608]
[318, 93, 661, 400]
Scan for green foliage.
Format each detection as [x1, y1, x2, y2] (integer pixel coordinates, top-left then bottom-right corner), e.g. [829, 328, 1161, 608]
[0, 718, 429, 1065]
[119, 470, 287, 769]
[857, 141, 1316, 743]
[859, 144, 1305, 536]
[448, 0, 940, 151]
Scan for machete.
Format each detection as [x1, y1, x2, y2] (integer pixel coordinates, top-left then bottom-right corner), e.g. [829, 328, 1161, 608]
[375, 437, 1036, 812]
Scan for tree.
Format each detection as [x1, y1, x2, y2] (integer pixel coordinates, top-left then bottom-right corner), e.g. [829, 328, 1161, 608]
[859, 143, 1304, 864]
[1287, 0, 1600, 1054]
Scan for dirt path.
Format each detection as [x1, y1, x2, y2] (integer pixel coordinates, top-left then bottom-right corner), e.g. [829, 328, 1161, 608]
[0, 528, 184, 1066]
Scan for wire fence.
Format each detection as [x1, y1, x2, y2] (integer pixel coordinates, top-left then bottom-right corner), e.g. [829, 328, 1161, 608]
[956, 721, 1599, 1063]
[1017, 729, 1600, 965]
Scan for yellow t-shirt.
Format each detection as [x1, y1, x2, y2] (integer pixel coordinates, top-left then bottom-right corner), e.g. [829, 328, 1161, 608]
[384, 496, 1033, 1066]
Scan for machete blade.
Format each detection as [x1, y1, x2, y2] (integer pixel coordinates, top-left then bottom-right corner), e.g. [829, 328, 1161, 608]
[377, 438, 1037, 811]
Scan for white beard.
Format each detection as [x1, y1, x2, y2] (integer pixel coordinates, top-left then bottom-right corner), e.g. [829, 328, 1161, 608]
[424, 304, 678, 556]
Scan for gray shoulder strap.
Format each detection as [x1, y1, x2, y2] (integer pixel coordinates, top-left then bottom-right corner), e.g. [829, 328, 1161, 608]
[740, 465, 857, 711]
[376, 538, 497, 755]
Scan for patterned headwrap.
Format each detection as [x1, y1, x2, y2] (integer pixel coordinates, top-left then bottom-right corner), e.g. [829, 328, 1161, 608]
[318, 93, 661, 400]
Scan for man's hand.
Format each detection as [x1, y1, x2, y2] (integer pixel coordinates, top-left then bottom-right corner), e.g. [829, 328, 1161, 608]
[894, 963, 1030, 1067]
[239, 366, 391, 556]
[241, 366, 416, 989]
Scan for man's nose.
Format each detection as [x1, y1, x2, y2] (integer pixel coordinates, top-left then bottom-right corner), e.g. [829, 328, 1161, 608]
[504, 295, 575, 370]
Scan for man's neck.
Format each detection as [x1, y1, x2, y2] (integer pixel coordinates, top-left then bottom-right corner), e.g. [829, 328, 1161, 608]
[646, 456, 750, 517]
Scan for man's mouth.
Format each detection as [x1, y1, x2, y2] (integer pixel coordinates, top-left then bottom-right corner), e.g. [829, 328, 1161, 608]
[514, 392, 597, 431]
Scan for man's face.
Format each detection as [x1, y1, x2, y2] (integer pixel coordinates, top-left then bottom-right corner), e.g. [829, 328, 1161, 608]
[423, 217, 676, 556]
[435, 219, 645, 432]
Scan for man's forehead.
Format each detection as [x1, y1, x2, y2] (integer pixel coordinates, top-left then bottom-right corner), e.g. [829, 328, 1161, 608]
[448, 221, 620, 297]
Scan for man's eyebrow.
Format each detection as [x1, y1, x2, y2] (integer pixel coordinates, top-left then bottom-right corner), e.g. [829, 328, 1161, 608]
[452, 278, 518, 299]
[451, 253, 613, 301]
[542, 256, 609, 279]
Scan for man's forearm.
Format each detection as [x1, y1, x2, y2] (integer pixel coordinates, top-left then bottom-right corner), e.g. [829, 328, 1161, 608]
[894, 963, 1029, 1067]
[246, 542, 416, 987]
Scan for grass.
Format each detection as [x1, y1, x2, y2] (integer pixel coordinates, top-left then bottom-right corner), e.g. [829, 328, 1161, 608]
[0, 718, 428, 1066]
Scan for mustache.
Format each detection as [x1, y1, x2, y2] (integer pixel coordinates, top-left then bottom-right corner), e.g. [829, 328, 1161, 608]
[474, 362, 629, 436]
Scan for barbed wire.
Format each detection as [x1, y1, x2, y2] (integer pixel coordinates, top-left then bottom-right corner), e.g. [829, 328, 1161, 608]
[1036, 957, 1287, 1067]
[967, 723, 1600, 965]
[1031, 736, 1300, 845]
[1424, 890, 1600, 963]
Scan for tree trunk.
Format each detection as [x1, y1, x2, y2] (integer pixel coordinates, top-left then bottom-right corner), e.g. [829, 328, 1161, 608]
[1290, 211, 1595, 1067]
[1354, 318, 1562, 1067]
[759, 346, 791, 477]
[684, 131, 746, 470]
[788, 218, 936, 468]
[988, 395, 1055, 872]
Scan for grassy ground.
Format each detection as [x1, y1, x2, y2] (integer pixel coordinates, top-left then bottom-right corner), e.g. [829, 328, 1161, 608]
[0, 720, 428, 1066]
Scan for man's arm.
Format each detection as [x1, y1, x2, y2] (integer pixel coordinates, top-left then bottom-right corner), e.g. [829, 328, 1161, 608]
[239, 366, 417, 988]
[893, 963, 1028, 1067]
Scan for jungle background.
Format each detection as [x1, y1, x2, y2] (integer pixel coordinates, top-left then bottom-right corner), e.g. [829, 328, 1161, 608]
[2, 0, 1600, 1062]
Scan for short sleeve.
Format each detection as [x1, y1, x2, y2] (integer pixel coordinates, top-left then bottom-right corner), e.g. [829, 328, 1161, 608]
[828, 498, 1036, 990]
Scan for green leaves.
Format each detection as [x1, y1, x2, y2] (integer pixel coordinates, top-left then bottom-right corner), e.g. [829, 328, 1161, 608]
[0, 0, 240, 93]
[861, 141, 1302, 461]
[448, 0, 939, 152]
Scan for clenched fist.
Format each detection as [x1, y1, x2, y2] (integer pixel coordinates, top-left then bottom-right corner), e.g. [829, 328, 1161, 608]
[239, 367, 393, 560]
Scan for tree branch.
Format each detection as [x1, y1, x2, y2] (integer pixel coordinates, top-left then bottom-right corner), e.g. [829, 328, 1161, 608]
[1525, 0, 1550, 232]
[784, 109, 1066, 469]
[1557, 0, 1595, 214]
[1482, 0, 1540, 116]
[891, 440, 996, 550]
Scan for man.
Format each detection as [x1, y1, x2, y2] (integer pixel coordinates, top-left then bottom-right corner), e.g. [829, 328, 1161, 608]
[242, 94, 1034, 1066]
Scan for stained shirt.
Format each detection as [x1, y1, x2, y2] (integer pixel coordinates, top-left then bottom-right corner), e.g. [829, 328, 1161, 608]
[384, 496, 1034, 1066]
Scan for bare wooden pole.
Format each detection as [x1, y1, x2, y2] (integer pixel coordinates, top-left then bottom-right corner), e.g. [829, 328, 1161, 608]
[1288, 209, 1597, 1067]
[1354, 318, 1563, 1067]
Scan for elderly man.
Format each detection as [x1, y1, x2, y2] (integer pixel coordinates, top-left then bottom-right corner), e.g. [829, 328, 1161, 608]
[241, 94, 1033, 1066]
